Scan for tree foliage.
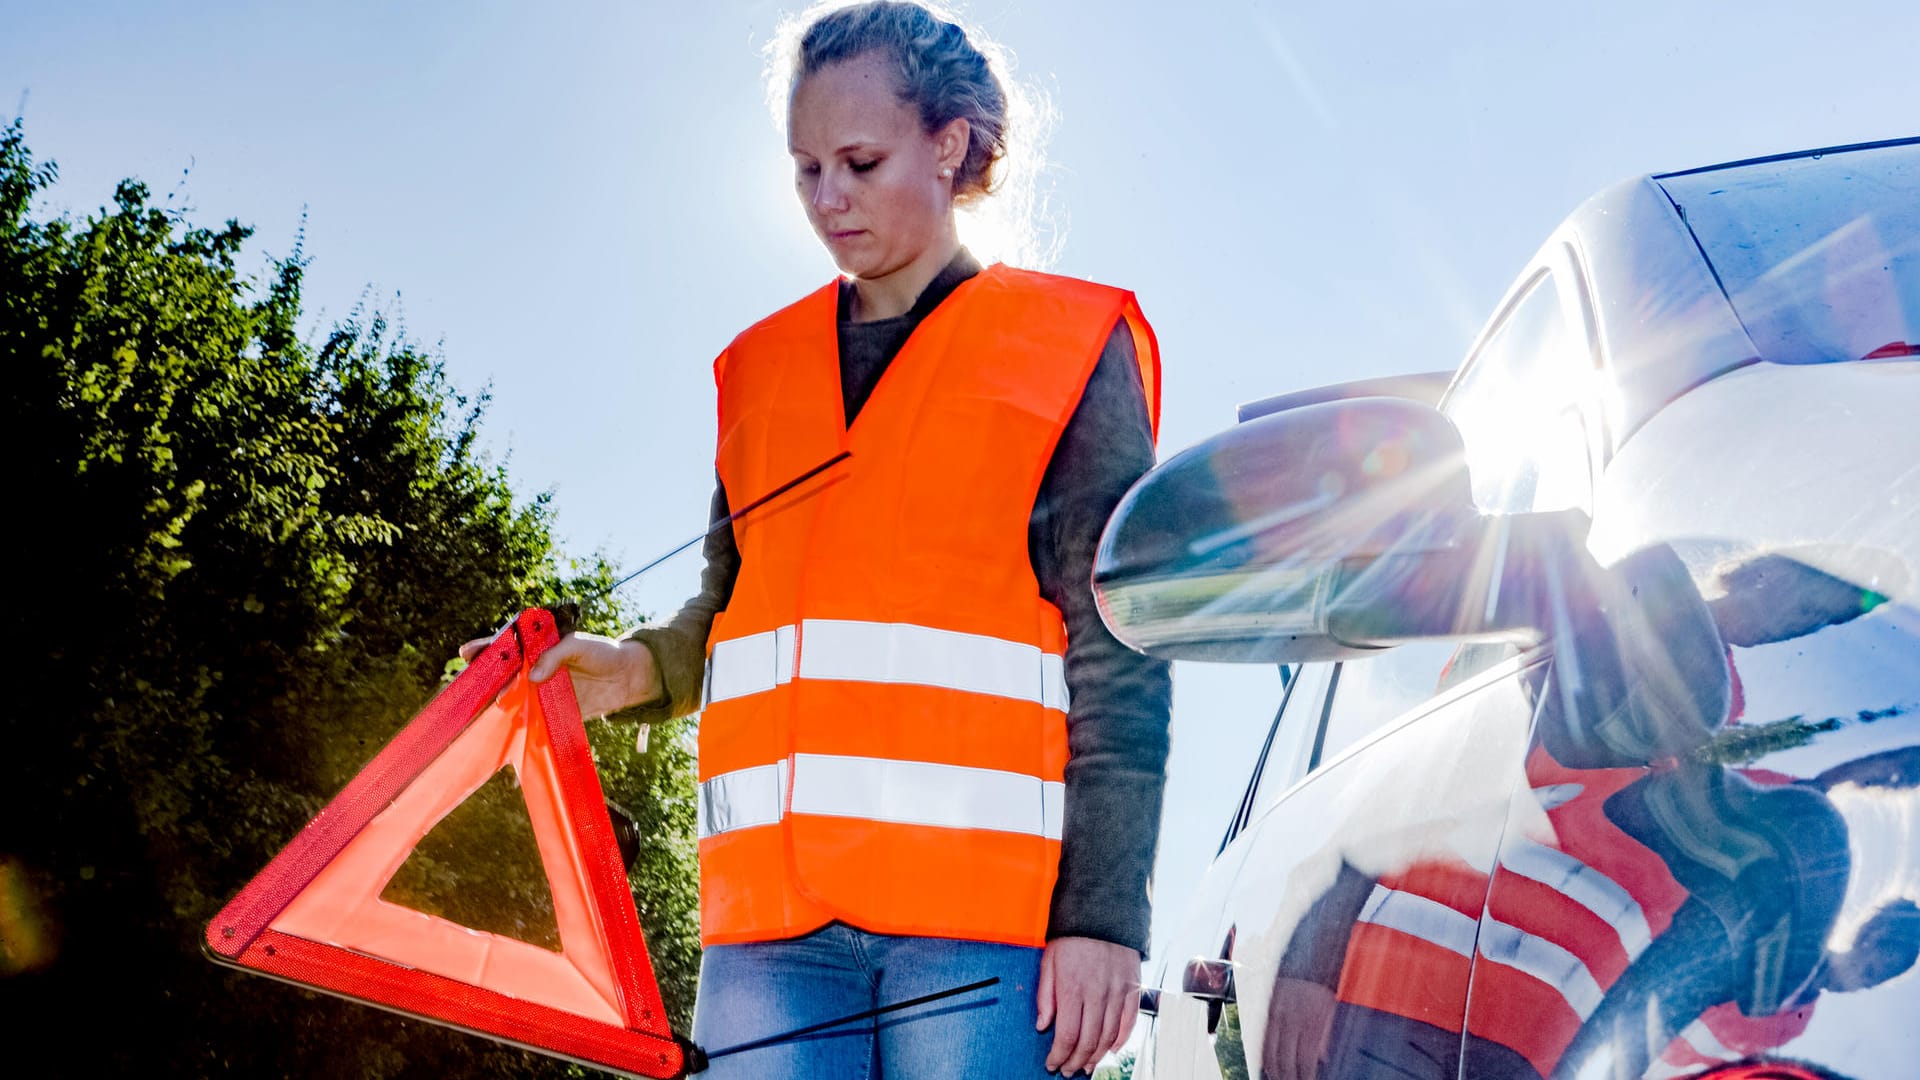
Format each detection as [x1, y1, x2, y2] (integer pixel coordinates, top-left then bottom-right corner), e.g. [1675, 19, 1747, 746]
[1094, 1049, 1139, 1080]
[0, 120, 698, 1075]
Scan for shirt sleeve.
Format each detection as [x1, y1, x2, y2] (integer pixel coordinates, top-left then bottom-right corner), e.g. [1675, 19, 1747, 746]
[621, 476, 738, 723]
[1036, 319, 1174, 955]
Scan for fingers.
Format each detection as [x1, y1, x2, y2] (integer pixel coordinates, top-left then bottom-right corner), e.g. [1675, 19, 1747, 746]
[457, 637, 492, 662]
[1035, 947, 1056, 1032]
[1072, 991, 1124, 1077]
[1076, 987, 1130, 1076]
[1107, 986, 1136, 1061]
[1045, 995, 1088, 1074]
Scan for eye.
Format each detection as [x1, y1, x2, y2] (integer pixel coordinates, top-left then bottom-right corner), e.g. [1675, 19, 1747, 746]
[850, 159, 880, 174]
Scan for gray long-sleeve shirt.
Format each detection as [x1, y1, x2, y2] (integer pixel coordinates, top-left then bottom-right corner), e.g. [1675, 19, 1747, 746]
[627, 251, 1172, 952]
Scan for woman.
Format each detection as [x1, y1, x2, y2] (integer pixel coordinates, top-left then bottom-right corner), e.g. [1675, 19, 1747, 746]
[488, 3, 1172, 1075]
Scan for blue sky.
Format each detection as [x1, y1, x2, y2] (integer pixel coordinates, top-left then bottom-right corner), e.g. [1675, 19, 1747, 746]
[8, 0, 1918, 972]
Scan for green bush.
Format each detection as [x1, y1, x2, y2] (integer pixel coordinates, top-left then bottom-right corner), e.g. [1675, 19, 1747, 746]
[0, 120, 698, 1075]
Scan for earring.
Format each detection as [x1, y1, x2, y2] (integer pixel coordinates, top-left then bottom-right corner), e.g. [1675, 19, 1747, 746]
[939, 167, 953, 179]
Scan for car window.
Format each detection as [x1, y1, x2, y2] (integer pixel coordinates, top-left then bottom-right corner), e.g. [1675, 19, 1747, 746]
[1244, 662, 1334, 824]
[1314, 640, 1462, 767]
[1445, 270, 1595, 516]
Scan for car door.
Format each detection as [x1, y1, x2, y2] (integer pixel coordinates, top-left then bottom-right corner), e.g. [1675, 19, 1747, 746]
[1142, 663, 1333, 1080]
[1181, 651, 1546, 1080]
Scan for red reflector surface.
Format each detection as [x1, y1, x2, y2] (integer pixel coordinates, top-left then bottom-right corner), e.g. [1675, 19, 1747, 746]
[205, 609, 685, 1078]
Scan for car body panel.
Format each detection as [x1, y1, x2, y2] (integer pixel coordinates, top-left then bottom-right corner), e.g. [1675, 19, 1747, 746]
[1586, 358, 1920, 618]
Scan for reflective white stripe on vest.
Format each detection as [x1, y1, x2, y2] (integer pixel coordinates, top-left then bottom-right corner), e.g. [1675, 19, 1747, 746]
[705, 619, 1068, 710]
[697, 760, 788, 840]
[704, 625, 797, 704]
[1478, 918, 1606, 1021]
[697, 754, 1065, 841]
[1356, 884, 1478, 958]
[791, 754, 1066, 838]
[1498, 837, 1655, 960]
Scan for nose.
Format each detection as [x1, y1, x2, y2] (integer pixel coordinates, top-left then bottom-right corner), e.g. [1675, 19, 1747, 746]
[811, 167, 850, 215]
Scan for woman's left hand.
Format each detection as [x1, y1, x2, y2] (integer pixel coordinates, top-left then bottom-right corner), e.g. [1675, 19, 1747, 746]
[1036, 935, 1141, 1076]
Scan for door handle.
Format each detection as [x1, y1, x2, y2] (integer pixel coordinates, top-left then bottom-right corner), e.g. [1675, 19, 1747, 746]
[1181, 957, 1236, 1003]
[1138, 987, 1161, 1016]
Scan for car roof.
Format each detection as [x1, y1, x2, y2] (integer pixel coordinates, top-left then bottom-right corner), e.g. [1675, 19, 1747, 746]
[1459, 135, 1917, 452]
[1651, 134, 1920, 181]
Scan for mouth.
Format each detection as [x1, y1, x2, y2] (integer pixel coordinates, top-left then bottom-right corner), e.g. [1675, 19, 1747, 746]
[826, 228, 865, 244]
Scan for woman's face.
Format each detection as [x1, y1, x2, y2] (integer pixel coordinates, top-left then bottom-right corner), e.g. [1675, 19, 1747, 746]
[788, 51, 966, 282]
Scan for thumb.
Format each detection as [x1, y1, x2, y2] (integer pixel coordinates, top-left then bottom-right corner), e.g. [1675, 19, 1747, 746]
[1035, 946, 1056, 1031]
[529, 638, 573, 683]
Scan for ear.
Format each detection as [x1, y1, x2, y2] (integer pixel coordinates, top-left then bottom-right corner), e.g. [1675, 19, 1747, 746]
[933, 116, 971, 176]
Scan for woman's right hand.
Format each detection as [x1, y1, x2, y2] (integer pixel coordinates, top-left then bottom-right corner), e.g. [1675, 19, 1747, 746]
[457, 632, 663, 719]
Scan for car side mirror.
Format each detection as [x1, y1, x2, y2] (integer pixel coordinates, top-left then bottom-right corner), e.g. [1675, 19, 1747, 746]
[1092, 396, 1570, 662]
[1093, 394, 1735, 758]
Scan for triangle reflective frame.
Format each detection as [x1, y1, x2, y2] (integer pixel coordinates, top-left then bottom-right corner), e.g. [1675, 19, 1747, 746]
[205, 608, 688, 1079]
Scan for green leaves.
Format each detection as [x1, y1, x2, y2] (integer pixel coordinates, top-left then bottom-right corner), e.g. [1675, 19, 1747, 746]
[2, 120, 699, 1076]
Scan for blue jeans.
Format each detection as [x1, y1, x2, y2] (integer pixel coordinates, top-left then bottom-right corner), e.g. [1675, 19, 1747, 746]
[690, 922, 1057, 1078]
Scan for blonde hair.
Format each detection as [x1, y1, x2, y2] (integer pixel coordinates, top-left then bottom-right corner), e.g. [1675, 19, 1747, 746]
[765, 1, 1060, 268]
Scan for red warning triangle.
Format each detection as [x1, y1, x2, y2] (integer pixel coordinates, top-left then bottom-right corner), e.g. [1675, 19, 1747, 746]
[205, 609, 688, 1079]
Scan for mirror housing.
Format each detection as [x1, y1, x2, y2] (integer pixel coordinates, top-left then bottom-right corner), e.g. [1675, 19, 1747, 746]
[1236, 370, 1452, 422]
[1093, 396, 1554, 662]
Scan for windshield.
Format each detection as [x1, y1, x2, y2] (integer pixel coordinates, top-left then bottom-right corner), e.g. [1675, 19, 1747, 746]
[1657, 139, 1920, 364]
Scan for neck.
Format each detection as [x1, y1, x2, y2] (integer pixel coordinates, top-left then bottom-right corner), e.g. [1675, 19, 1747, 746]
[848, 227, 961, 322]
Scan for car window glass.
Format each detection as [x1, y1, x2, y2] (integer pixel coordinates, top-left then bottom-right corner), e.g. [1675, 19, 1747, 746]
[1315, 640, 1462, 767]
[1446, 272, 1594, 516]
[1434, 639, 1522, 695]
[1247, 662, 1334, 820]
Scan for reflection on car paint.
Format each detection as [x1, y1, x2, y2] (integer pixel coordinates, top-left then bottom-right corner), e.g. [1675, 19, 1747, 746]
[1244, 541, 1918, 1080]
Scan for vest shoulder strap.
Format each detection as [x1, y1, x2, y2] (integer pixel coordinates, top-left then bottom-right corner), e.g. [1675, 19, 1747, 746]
[971, 266, 1161, 441]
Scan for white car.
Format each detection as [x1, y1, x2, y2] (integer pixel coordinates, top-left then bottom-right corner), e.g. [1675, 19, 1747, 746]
[1095, 137, 1920, 1080]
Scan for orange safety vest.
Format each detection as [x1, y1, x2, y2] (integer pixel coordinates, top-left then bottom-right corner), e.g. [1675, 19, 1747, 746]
[694, 264, 1159, 948]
